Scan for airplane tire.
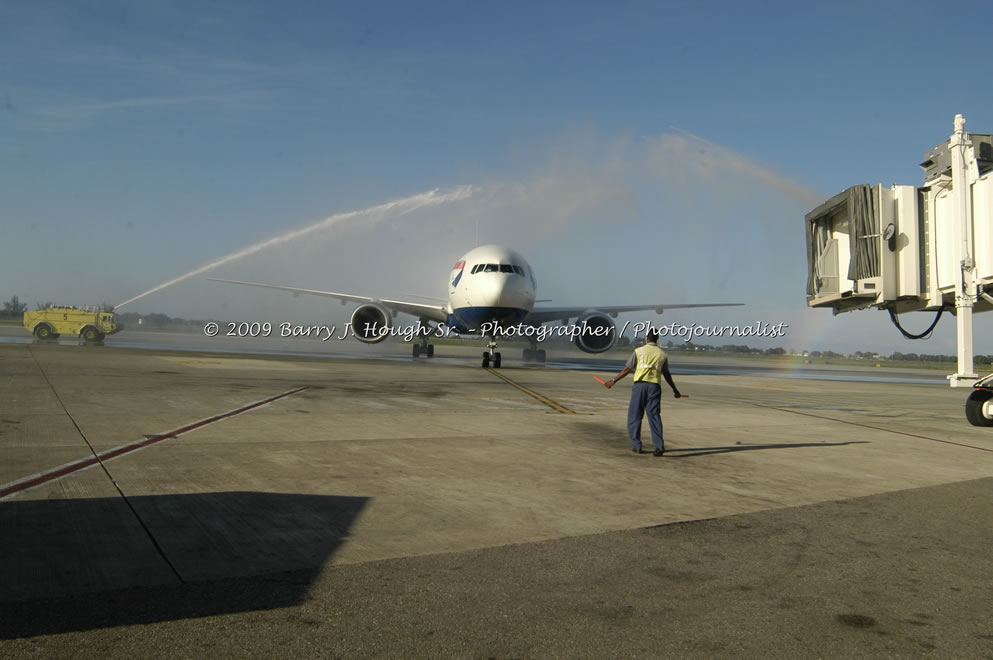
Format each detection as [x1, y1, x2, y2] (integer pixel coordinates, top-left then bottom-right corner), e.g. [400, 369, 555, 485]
[493, 352, 502, 369]
[523, 348, 534, 362]
[413, 344, 421, 358]
[965, 390, 993, 427]
[482, 353, 490, 368]
[536, 349, 546, 364]
[426, 344, 434, 358]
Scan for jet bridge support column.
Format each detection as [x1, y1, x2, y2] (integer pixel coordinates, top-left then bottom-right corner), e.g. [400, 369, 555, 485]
[949, 114, 979, 387]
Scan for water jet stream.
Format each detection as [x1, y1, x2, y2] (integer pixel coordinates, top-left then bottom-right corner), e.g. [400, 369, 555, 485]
[116, 185, 476, 309]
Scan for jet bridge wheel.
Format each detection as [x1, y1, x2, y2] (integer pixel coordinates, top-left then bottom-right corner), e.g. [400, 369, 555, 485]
[965, 390, 993, 427]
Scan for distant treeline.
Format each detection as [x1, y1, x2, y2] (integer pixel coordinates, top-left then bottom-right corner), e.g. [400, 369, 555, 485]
[0, 296, 28, 319]
[115, 312, 209, 330]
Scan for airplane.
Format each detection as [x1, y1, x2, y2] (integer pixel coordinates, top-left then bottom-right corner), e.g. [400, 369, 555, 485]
[210, 244, 741, 368]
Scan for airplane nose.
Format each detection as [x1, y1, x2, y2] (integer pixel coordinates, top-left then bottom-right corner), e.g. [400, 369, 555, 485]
[478, 274, 525, 308]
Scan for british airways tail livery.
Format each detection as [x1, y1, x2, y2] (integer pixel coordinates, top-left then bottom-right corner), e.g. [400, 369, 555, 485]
[210, 244, 741, 368]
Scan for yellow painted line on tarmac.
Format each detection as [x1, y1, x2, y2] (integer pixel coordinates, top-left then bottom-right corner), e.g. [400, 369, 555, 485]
[485, 368, 577, 414]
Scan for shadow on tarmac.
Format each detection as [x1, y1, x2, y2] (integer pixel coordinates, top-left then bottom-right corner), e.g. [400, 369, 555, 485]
[0, 491, 368, 639]
[574, 420, 869, 457]
[665, 441, 870, 458]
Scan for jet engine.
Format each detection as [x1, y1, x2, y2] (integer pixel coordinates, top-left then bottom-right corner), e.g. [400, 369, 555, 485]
[350, 303, 393, 343]
[574, 311, 617, 353]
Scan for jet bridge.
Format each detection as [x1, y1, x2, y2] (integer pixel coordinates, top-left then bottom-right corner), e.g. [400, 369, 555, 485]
[805, 115, 993, 407]
[805, 183, 928, 314]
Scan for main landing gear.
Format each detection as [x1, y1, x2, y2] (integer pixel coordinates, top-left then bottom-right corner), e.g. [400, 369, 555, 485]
[412, 321, 436, 359]
[522, 338, 546, 365]
[482, 338, 501, 369]
[412, 342, 434, 358]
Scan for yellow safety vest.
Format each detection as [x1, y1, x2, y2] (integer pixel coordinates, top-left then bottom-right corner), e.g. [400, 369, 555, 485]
[633, 344, 666, 384]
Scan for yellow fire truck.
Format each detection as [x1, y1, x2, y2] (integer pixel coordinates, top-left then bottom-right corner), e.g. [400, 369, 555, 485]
[23, 307, 122, 342]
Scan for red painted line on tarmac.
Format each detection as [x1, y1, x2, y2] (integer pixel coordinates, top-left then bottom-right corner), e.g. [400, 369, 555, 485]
[0, 386, 310, 499]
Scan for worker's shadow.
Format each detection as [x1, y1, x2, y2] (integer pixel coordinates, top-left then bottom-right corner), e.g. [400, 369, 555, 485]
[664, 441, 869, 458]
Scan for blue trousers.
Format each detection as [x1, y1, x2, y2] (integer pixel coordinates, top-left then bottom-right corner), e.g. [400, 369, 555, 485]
[628, 381, 663, 451]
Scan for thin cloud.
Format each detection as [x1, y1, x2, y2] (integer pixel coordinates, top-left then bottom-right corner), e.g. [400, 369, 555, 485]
[48, 44, 295, 83]
[37, 93, 267, 118]
[7, 91, 270, 130]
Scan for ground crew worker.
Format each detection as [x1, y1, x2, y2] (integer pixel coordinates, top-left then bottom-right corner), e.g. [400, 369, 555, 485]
[603, 328, 681, 455]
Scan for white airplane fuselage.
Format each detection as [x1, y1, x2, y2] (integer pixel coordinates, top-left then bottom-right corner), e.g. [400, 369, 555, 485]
[445, 244, 537, 334]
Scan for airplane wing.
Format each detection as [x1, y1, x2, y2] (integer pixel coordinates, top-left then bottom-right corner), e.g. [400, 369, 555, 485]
[524, 303, 743, 325]
[208, 278, 449, 322]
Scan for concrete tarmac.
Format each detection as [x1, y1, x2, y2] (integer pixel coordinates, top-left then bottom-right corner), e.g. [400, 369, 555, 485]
[1, 341, 992, 657]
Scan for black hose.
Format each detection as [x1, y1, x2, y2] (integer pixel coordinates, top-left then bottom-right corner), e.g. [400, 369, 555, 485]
[888, 307, 943, 340]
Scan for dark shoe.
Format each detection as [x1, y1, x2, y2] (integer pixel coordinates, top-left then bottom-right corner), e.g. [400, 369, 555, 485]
[632, 447, 643, 454]
[653, 448, 665, 456]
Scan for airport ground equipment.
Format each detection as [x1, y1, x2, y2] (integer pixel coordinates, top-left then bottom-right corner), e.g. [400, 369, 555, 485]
[23, 306, 122, 343]
[804, 115, 993, 422]
[965, 374, 993, 426]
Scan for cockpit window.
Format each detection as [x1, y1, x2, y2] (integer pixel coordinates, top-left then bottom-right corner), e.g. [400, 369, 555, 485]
[475, 263, 524, 275]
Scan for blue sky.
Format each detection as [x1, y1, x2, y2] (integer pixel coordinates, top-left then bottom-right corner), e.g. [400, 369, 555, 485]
[3, 0, 993, 355]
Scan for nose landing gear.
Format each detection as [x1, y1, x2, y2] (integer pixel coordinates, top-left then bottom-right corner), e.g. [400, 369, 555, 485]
[482, 337, 501, 368]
